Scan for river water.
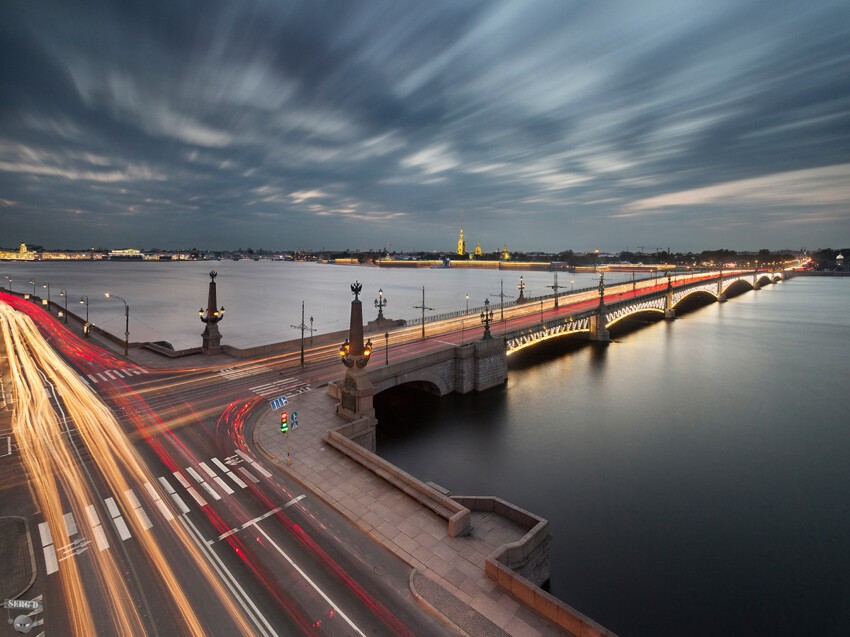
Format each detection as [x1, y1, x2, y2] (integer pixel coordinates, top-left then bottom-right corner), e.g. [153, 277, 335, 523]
[3, 261, 848, 636]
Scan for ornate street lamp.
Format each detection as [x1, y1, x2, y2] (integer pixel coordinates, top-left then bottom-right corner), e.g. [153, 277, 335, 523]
[374, 288, 387, 321]
[480, 298, 494, 340]
[105, 292, 129, 357]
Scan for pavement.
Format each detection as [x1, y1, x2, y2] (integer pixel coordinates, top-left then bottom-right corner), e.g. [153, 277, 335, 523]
[254, 387, 576, 637]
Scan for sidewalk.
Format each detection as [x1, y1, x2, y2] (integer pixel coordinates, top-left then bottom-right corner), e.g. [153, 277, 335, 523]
[255, 388, 578, 637]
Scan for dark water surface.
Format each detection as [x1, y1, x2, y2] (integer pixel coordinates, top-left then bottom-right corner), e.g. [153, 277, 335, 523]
[376, 277, 850, 637]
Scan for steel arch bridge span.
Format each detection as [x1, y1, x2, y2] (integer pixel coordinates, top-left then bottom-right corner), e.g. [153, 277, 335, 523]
[505, 270, 784, 355]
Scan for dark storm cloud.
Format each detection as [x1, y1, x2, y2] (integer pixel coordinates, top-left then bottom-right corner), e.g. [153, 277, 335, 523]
[2, 0, 849, 252]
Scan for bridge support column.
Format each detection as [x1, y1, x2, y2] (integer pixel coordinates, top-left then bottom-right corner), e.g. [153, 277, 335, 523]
[664, 272, 676, 320]
[587, 313, 610, 342]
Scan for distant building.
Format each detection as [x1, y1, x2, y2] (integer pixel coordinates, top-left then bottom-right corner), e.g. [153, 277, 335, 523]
[474, 242, 482, 257]
[456, 214, 466, 256]
[109, 248, 144, 261]
[501, 244, 511, 261]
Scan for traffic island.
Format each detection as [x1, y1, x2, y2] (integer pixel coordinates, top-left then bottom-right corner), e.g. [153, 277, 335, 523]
[0, 516, 36, 600]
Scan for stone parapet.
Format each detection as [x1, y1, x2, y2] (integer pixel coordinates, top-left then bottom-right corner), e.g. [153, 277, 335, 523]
[454, 496, 618, 637]
[325, 426, 471, 537]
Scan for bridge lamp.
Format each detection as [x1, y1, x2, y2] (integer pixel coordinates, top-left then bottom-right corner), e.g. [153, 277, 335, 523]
[363, 339, 373, 359]
[339, 339, 350, 358]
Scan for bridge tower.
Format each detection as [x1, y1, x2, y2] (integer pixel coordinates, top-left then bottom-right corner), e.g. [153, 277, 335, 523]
[664, 271, 676, 320]
[588, 273, 610, 342]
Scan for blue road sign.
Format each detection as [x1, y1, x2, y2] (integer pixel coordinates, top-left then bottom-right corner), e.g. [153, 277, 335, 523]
[269, 395, 288, 411]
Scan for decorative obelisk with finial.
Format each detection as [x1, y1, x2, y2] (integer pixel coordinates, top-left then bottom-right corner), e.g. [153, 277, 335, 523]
[199, 271, 225, 354]
[335, 281, 377, 442]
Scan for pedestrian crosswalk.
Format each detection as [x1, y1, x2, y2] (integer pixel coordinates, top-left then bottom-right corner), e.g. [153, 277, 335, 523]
[82, 367, 149, 385]
[248, 377, 311, 399]
[36, 451, 288, 577]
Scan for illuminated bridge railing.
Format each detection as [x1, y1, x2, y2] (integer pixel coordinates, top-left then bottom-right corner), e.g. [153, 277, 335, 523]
[503, 271, 775, 353]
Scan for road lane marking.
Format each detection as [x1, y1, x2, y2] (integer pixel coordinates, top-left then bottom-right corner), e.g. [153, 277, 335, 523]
[104, 370, 116, 380]
[97, 373, 107, 382]
[199, 461, 217, 478]
[158, 476, 176, 494]
[186, 466, 205, 483]
[253, 522, 366, 637]
[217, 507, 283, 542]
[179, 516, 277, 637]
[284, 495, 306, 508]
[213, 457, 248, 488]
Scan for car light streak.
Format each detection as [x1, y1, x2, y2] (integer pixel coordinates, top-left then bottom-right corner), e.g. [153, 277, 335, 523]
[1, 301, 257, 636]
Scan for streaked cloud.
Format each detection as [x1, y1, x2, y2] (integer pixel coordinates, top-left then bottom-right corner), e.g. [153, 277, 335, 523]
[0, 0, 848, 250]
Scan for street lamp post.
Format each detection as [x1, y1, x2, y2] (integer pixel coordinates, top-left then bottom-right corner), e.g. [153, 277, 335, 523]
[43, 283, 51, 310]
[3, 275, 11, 293]
[29, 280, 36, 299]
[570, 279, 575, 293]
[105, 292, 129, 357]
[80, 296, 90, 335]
[480, 298, 494, 340]
[374, 288, 387, 321]
[290, 301, 315, 367]
[412, 286, 433, 340]
[59, 290, 69, 323]
[540, 299, 544, 325]
[384, 332, 389, 366]
[465, 294, 469, 314]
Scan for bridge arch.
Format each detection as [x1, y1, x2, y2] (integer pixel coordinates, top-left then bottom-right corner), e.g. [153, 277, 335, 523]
[373, 370, 451, 397]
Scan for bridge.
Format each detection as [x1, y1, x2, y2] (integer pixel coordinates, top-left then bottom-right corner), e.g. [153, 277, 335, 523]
[506, 268, 785, 353]
[335, 269, 787, 404]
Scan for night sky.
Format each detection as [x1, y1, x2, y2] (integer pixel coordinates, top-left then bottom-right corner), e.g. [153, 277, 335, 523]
[2, 1, 849, 252]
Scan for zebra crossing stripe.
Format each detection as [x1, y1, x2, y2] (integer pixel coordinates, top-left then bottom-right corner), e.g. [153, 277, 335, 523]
[85, 505, 109, 552]
[143, 481, 174, 522]
[97, 373, 107, 382]
[235, 449, 273, 478]
[200, 461, 235, 495]
[186, 467, 221, 501]
[37, 522, 59, 575]
[158, 475, 191, 513]
[63, 512, 77, 537]
[104, 497, 132, 541]
[237, 467, 260, 483]
[124, 489, 153, 530]
[87, 374, 98, 384]
[212, 457, 248, 489]
[104, 370, 116, 380]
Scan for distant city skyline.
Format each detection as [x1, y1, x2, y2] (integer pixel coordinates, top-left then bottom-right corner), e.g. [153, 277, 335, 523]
[2, 1, 850, 252]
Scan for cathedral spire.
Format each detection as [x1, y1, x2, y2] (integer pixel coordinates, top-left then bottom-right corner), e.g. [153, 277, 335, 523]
[456, 209, 466, 256]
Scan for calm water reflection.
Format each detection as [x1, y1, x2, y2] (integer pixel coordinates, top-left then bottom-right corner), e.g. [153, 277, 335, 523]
[376, 277, 850, 636]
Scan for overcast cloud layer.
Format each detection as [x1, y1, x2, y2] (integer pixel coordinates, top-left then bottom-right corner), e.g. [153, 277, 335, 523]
[2, 0, 849, 252]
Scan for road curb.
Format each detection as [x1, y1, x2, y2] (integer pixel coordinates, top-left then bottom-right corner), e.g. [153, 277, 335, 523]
[0, 516, 37, 600]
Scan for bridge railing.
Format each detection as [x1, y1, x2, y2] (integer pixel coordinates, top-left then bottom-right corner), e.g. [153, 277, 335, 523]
[404, 275, 667, 327]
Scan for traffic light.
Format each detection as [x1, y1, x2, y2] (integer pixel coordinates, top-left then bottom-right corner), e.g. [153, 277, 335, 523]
[280, 411, 289, 433]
